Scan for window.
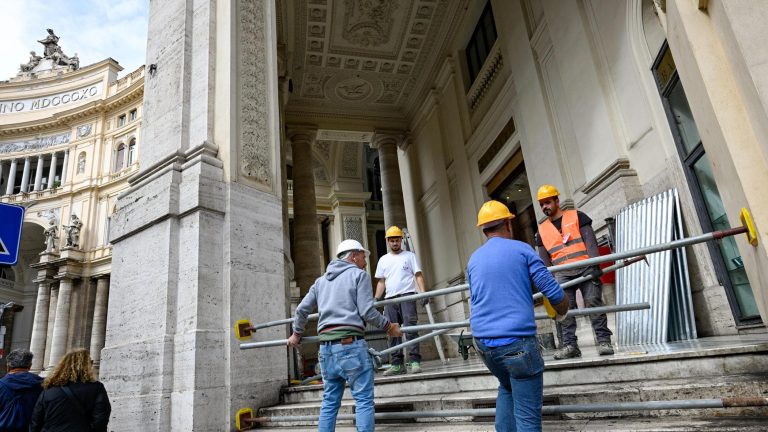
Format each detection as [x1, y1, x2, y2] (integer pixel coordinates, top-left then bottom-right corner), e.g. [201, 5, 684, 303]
[465, 2, 498, 85]
[117, 114, 126, 127]
[653, 42, 760, 325]
[129, 109, 137, 121]
[127, 139, 137, 165]
[114, 144, 126, 172]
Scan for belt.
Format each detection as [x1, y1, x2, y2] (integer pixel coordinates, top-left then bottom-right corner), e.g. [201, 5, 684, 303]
[321, 335, 365, 345]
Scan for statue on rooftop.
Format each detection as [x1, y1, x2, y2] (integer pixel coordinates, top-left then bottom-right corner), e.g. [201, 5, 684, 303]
[20, 51, 42, 72]
[37, 28, 60, 58]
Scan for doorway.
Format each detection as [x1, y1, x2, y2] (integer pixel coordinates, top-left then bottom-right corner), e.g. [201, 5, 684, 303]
[487, 149, 536, 247]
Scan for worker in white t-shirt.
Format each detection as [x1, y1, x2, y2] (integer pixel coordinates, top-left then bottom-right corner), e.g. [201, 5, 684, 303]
[374, 226, 429, 375]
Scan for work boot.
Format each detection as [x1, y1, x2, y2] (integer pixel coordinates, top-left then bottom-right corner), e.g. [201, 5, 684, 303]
[553, 345, 581, 360]
[408, 361, 422, 374]
[597, 342, 615, 356]
[383, 364, 406, 376]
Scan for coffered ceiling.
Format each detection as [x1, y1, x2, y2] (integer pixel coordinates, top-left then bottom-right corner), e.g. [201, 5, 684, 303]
[281, 0, 464, 128]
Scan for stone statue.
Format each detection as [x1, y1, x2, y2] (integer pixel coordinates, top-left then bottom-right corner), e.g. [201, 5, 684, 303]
[20, 51, 42, 72]
[44, 219, 58, 252]
[37, 28, 60, 58]
[64, 214, 83, 248]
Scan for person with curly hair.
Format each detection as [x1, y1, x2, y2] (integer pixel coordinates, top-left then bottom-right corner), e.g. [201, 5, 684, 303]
[29, 349, 111, 432]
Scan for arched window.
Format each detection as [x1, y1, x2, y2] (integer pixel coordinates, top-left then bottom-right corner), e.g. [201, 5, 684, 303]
[127, 139, 137, 166]
[114, 144, 126, 172]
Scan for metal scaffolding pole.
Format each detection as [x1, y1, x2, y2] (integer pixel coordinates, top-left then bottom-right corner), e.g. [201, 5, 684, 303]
[238, 303, 649, 350]
[241, 397, 768, 426]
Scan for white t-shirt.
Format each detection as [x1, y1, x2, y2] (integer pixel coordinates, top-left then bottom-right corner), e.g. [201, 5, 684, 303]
[375, 251, 422, 298]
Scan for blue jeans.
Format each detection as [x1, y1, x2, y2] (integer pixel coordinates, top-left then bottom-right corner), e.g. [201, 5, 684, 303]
[474, 336, 544, 432]
[318, 339, 375, 432]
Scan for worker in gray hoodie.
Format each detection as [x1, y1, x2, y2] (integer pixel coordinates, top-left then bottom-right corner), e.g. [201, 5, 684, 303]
[289, 239, 402, 432]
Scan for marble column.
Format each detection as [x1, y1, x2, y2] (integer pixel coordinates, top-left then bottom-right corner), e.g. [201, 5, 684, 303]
[6, 158, 17, 195]
[48, 277, 73, 367]
[29, 282, 51, 371]
[19, 157, 31, 194]
[371, 132, 407, 229]
[288, 127, 323, 297]
[61, 150, 69, 184]
[43, 284, 58, 368]
[33, 154, 45, 191]
[89, 277, 109, 368]
[48, 152, 58, 189]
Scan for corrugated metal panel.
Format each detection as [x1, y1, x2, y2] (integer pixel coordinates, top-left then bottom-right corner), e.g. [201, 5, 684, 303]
[615, 189, 695, 346]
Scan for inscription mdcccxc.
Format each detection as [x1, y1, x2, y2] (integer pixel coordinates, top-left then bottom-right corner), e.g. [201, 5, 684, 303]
[0, 83, 101, 115]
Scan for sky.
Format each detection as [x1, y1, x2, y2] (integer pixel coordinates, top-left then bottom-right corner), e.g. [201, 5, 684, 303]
[0, 0, 148, 80]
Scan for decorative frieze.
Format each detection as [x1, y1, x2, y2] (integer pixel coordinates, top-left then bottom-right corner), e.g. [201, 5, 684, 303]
[343, 216, 364, 243]
[0, 132, 70, 154]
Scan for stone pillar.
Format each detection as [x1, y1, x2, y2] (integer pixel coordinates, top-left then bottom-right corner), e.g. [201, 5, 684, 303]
[48, 277, 72, 367]
[288, 127, 322, 297]
[19, 157, 31, 194]
[89, 276, 109, 368]
[33, 154, 45, 191]
[61, 150, 69, 184]
[101, 1, 287, 430]
[43, 284, 58, 368]
[6, 159, 18, 195]
[371, 132, 407, 229]
[28, 282, 50, 371]
[5, 159, 17, 195]
[48, 152, 58, 189]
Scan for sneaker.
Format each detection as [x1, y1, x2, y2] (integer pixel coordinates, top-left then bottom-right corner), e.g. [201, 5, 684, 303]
[597, 342, 615, 356]
[553, 345, 582, 360]
[408, 361, 422, 374]
[383, 364, 406, 376]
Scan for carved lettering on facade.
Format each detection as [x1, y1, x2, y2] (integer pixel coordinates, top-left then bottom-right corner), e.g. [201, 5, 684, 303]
[0, 83, 101, 115]
[0, 132, 71, 154]
[239, 0, 272, 186]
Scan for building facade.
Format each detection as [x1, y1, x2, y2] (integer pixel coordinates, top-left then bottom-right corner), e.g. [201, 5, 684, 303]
[0, 50, 144, 372]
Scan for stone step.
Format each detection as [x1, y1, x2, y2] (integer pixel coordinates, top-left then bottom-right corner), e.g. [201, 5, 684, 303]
[257, 373, 768, 427]
[281, 336, 768, 405]
[253, 417, 768, 431]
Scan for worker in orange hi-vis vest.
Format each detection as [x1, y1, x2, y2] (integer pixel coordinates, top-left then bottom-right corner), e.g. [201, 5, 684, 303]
[535, 185, 614, 359]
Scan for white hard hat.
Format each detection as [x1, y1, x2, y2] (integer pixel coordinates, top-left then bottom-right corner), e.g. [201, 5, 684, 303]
[336, 239, 370, 258]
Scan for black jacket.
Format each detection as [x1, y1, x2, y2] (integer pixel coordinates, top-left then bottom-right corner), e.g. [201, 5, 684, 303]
[29, 381, 111, 432]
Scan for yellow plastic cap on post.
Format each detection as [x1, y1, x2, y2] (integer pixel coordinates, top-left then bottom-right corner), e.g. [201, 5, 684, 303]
[476, 200, 515, 227]
[537, 184, 560, 201]
[385, 226, 404, 238]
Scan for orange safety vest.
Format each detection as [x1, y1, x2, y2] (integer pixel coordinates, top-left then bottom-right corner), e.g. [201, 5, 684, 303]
[538, 210, 589, 265]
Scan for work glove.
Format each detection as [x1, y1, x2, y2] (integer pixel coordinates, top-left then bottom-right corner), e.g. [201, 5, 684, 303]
[584, 266, 603, 281]
[420, 297, 430, 308]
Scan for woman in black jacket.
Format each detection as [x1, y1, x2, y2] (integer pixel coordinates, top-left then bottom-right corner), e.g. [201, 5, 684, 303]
[29, 349, 111, 432]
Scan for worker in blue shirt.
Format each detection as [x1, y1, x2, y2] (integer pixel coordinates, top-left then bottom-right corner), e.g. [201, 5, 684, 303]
[467, 200, 569, 432]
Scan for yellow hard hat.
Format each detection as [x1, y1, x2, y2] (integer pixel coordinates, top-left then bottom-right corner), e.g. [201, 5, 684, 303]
[537, 184, 560, 201]
[385, 226, 404, 238]
[476, 200, 515, 227]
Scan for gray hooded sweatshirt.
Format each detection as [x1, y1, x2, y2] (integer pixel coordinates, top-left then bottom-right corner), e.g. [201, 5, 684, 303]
[293, 259, 390, 336]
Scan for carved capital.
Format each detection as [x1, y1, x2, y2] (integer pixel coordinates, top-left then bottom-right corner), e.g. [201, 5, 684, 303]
[370, 129, 406, 150]
[286, 125, 318, 145]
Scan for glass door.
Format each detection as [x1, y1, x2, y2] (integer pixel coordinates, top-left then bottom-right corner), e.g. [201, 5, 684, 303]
[653, 42, 761, 325]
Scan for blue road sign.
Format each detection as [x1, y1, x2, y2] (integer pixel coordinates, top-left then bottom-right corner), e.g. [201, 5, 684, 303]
[0, 203, 25, 266]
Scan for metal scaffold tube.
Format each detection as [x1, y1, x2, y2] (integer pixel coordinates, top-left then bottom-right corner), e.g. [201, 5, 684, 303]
[242, 397, 768, 425]
[238, 223, 750, 337]
[238, 302, 650, 350]
[238, 255, 646, 339]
